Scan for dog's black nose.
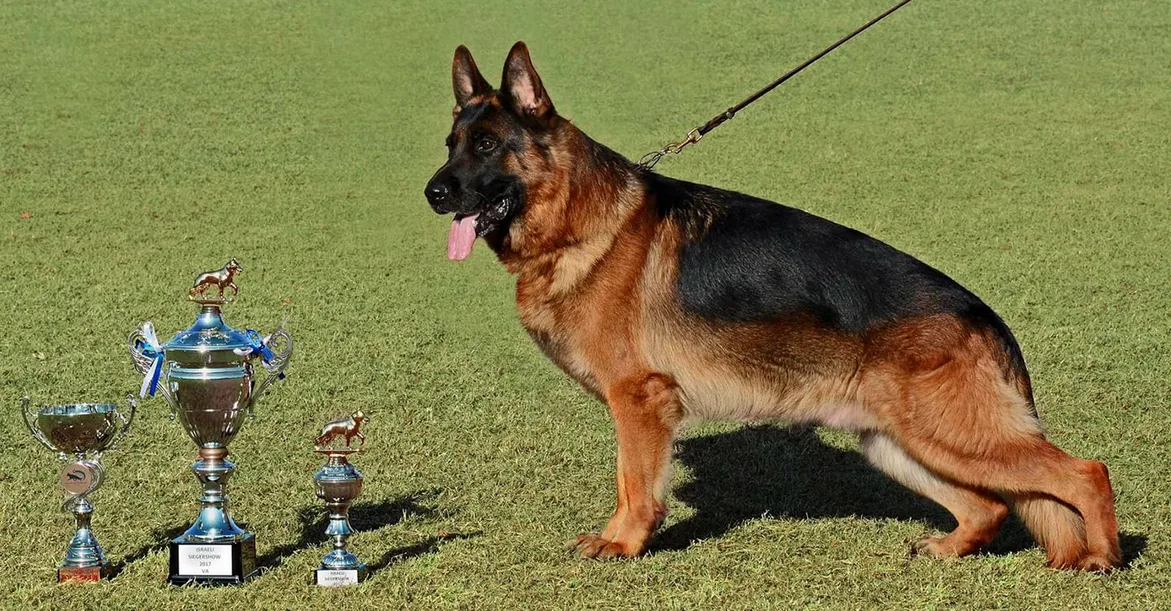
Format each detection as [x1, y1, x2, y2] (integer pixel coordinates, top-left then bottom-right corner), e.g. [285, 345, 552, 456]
[425, 181, 451, 207]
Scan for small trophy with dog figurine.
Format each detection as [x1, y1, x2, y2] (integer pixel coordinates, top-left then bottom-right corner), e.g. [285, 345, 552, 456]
[311, 411, 369, 586]
[21, 395, 136, 582]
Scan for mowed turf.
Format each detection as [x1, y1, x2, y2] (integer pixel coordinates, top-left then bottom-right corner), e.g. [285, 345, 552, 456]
[2, 0, 1169, 608]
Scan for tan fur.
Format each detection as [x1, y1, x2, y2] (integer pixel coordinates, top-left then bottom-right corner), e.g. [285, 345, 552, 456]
[1009, 493, 1088, 568]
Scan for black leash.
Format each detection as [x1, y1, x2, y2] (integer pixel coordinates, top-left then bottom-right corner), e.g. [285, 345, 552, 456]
[636, 0, 916, 170]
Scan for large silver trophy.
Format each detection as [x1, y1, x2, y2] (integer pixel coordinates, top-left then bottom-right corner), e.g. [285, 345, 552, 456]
[128, 259, 292, 585]
[21, 396, 136, 582]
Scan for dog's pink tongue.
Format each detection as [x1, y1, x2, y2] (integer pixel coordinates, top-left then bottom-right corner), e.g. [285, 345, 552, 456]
[447, 214, 479, 261]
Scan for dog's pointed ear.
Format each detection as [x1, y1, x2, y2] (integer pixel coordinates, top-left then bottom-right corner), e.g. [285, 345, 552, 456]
[501, 41, 554, 119]
[453, 45, 492, 114]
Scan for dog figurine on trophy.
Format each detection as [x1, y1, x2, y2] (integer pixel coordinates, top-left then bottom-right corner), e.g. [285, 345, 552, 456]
[188, 258, 242, 302]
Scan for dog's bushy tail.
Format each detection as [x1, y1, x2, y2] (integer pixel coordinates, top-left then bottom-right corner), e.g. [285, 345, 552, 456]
[1007, 492, 1087, 568]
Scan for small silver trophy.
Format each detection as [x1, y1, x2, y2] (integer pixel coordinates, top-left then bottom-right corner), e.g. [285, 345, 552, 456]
[128, 259, 292, 585]
[21, 395, 136, 582]
[312, 411, 369, 586]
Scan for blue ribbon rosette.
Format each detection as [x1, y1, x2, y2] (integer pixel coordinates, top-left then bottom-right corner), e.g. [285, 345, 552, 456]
[238, 329, 285, 380]
[136, 322, 164, 398]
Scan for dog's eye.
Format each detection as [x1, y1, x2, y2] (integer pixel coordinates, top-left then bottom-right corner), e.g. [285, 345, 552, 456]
[476, 138, 498, 153]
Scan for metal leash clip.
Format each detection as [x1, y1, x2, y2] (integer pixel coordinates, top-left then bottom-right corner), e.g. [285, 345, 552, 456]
[636, 128, 703, 170]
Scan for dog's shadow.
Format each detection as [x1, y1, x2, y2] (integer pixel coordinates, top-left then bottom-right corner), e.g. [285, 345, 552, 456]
[653, 425, 1147, 567]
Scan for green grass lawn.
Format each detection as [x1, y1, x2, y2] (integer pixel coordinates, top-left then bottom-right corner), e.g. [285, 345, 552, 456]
[2, 0, 1169, 608]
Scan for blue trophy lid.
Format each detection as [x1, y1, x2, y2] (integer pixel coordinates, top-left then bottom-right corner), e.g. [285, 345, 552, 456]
[163, 305, 252, 354]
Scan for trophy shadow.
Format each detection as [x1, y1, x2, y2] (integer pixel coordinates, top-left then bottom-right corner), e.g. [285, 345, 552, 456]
[107, 524, 189, 580]
[366, 531, 481, 575]
[649, 425, 1149, 567]
[254, 488, 457, 573]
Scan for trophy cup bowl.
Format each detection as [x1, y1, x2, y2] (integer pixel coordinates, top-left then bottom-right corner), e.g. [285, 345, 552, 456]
[21, 395, 136, 582]
[128, 259, 292, 585]
[34, 403, 125, 456]
[170, 366, 252, 448]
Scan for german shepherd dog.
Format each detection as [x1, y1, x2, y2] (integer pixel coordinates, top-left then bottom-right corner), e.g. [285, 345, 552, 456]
[424, 42, 1120, 571]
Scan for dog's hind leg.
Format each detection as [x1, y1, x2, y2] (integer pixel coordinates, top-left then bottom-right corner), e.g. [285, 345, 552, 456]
[573, 372, 682, 559]
[906, 433, 1117, 571]
[860, 431, 1008, 558]
[868, 331, 1120, 571]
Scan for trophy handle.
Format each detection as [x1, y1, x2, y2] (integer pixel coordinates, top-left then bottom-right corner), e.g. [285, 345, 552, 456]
[128, 323, 176, 410]
[20, 396, 58, 454]
[249, 323, 293, 409]
[106, 394, 138, 452]
[127, 324, 155, 376]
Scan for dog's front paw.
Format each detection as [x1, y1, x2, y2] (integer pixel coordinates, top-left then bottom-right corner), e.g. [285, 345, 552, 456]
[569, 534, 637, 560]
[911, 535, 960, 559]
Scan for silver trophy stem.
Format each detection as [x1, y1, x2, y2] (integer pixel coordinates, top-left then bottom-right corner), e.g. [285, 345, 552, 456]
[184, 447, 247, 541]
[62, 496, 107, 569]
[321, 499, 359, 570]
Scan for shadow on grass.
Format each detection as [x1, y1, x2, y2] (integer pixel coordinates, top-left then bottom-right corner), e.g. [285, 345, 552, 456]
[255, 489, 445, 572]
[108, 524, 188, 580]
[652, 425, 1148, 568]
[107, 490, 474, 579]
[368, 531, 481, 576]
[1118, 533, 1148, 568]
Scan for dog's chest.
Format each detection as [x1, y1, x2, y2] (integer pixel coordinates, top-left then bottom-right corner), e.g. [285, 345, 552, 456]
[514, 276, 617, 397]
[523, 324, 602, 397]
[515, 279, 592, 376]
[510, 234, 650, 396]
